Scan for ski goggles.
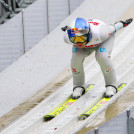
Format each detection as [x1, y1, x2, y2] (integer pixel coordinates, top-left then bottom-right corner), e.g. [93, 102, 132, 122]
[68, 34, 88, 43]
[67, 28, 89, 43]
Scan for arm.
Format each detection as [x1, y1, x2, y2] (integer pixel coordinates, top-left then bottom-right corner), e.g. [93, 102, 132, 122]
[62, 26, 74, 45]
[100, 18, 133, 41]
[114, 18, 133, 32]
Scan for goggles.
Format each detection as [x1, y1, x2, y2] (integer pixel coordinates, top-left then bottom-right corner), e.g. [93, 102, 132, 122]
[69, 34, 88, 43]
[67, 28, 89, 43]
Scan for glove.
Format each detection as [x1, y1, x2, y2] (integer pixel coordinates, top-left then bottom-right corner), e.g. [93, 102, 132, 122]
[61, 26, 68, 32]
[120, 18, 133, 27]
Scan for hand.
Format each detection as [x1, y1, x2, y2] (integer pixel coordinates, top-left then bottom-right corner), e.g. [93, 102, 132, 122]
[120, 18, 133, 27]
[61, 26, 68, 32]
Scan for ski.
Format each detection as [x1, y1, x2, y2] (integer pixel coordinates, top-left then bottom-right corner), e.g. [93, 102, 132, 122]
[44, 84, 95, 121]
[79, 83, 127, 120]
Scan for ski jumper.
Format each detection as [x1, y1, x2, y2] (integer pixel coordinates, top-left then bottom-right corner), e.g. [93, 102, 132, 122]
[64, 19, 124, 89]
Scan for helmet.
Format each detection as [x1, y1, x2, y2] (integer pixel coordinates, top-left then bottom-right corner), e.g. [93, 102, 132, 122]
[67, 18, 91, 44]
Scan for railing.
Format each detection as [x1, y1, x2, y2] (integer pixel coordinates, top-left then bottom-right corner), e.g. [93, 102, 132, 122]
[0, 0, 37, 23]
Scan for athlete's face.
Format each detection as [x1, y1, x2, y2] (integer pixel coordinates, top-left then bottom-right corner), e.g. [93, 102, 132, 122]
[75, 41, 87, 48]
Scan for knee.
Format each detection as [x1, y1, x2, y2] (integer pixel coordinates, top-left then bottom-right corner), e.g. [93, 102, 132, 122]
[71, 53, 84, 65]
[71, 56, 84, 67]
[95, 52, 110, 63]
[71, 56, 84, 74]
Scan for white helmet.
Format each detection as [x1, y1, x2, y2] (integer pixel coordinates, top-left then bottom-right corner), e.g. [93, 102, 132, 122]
[67, 17, 91, 44]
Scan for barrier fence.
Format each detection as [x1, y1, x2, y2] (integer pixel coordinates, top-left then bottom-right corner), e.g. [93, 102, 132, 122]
[0, 0, 83, 71]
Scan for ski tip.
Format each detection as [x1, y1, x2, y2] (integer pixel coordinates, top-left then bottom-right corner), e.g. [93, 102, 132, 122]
[44, 115, 55, 122]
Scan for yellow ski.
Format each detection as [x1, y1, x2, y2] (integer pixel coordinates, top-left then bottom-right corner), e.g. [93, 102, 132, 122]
[44, 84, 95, 121]
[80, 83, 126, 119]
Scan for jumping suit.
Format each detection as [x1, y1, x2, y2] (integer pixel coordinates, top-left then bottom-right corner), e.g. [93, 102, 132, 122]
[64, 19, 124, 89]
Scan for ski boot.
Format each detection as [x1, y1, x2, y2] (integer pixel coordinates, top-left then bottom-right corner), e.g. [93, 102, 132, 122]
[72, 86, 85, 99]
[105, 85, 117, 98]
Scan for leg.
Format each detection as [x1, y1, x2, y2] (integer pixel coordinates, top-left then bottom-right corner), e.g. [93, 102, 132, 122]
[71, 46, 87, 88]
[95, 35, 117, 97]
[71, 46, 94, 99]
